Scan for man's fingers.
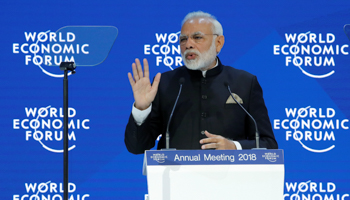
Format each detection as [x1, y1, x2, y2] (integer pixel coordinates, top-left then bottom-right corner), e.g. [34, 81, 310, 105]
[204, 130, 217, 138]
[200, 137, 217, 144]
[127, 72, 135, 87]
[149, 73, 161, 95]
[131, 58, 150, 81]
[132, 62, 139, 81]
[200, 131, 237, 150]
[135, 58, 144, 78]
[143, 58, 149, 78]
[201, 143, 217, 150]
[200, 131, 219, 144]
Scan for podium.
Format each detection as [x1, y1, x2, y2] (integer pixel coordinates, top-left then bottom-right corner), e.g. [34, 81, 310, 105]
[143, 149, 284, 200]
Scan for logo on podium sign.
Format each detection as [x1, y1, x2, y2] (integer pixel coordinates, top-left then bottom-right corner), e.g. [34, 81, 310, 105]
[150, 153, 167, 163]
[262, 152, 279, 162]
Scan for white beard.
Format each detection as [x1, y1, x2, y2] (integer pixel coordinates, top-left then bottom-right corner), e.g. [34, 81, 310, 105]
[181, 40, 217, 71]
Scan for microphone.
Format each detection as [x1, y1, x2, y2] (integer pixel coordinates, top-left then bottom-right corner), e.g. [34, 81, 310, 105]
[224, 82, 265, 149]
[164, 77, 185, 149]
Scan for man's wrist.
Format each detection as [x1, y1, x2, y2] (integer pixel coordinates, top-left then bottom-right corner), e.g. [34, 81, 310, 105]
[231, 140, 242, 150]
[131, 103, 152, 125]
[134, 103, 151, 111]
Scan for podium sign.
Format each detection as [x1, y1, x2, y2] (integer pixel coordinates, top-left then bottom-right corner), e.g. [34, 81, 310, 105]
[143, 149, 284, 200]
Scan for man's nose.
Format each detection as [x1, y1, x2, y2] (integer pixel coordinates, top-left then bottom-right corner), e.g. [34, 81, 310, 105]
[185, 38, 195, 49]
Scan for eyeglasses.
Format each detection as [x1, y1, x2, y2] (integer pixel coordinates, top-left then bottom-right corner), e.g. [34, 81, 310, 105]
[179, 33, 219, 46]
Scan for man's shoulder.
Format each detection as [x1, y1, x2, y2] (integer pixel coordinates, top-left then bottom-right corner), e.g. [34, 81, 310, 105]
[158, 63, 256, 80]
[160, 66, 189, 81]
[162, 66, 187, 76]
[222, 65, 256, 79]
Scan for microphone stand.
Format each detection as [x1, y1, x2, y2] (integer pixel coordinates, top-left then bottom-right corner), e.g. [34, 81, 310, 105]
[162, 78, 185, 151]
[224, 82, 266, 150]
[59, 62, 76, 200]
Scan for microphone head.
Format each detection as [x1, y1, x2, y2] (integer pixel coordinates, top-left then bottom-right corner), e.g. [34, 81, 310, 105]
[224, 81, 229, 87]
[179, 77, 185, 85]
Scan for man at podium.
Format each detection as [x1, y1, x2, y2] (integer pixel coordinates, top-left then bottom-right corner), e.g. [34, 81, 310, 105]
[125, 11, 278, 154]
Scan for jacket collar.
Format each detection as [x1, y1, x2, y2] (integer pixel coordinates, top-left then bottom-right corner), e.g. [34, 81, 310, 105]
[186, 57, 223, 78]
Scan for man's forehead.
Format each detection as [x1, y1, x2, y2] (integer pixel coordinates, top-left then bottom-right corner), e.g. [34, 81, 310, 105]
[181, 17, 213, 34]
[186, 17, 211, 24]
[180, 31, 205, 37]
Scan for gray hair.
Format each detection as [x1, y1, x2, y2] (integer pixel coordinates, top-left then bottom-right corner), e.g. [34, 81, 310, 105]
[181, 11, 223, 35]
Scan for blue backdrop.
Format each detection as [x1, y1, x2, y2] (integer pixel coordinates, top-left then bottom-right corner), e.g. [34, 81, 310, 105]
[1, 0, 350, 199]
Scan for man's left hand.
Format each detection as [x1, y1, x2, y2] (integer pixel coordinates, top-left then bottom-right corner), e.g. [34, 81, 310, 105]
[200, 131, 237, 150]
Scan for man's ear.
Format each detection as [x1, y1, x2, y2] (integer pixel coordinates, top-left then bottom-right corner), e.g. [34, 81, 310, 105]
[215, 35, 225, 54]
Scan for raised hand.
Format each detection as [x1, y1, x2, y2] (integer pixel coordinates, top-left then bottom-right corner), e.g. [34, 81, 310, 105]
[127, 58, 161, 110]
